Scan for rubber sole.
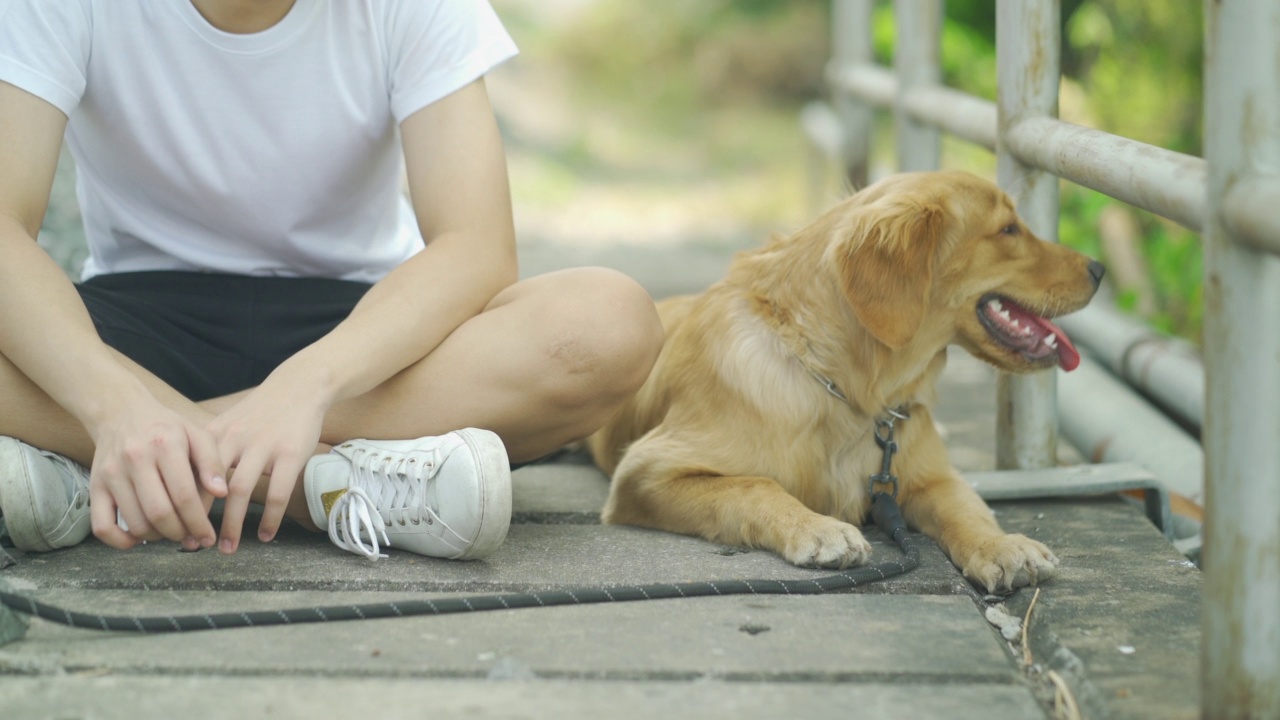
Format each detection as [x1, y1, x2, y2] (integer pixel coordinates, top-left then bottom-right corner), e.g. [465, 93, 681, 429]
[451, 428, 512, 561]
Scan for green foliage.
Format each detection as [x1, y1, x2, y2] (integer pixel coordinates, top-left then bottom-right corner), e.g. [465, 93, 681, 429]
[1063, 1, 1203, 154]
[1142, 220, 1203, 339]
[1061, 2, 1204, 342]
[937, 0, 1204, 342]
[872, 3, 998, 100]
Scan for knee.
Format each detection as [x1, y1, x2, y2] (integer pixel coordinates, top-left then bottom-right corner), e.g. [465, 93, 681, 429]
[538, 267, 663, 406]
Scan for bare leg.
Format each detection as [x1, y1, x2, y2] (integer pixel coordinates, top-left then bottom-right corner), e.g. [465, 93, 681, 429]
[2, 267, 662, 530]
[204, 267, 665, 462]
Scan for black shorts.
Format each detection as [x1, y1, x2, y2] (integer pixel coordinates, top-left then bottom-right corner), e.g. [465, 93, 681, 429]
[77, 271, 371, 401]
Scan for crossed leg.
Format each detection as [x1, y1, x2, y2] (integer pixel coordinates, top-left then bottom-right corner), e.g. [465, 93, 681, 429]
[0, 267, 663, 540]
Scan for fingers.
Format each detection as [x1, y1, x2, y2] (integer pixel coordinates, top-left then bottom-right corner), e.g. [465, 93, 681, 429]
[99, 455, 168, 544]
[258, 451, 305, 544]
[125, 431, 208, 544]
[90, 423, 220, 550]
[217, 451, 266, 555]
[154, 440, 217, 549]
[89, 475, 139, 550]
[187, 427, 228, 499]
[207, 388, 327, 553]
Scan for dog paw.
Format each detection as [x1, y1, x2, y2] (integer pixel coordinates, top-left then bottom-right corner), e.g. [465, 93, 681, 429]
[781, 517, 873, 569]
[961, 534, 1059, 593]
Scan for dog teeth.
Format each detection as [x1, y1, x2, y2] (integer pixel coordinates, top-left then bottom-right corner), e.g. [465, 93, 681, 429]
[1046, 334, 1058, 348]
[1000, 310, 1012, 322]
[989, 299, 1004, 312]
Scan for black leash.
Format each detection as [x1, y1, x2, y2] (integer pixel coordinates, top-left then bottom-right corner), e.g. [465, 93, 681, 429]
[0, 494, 916, 634]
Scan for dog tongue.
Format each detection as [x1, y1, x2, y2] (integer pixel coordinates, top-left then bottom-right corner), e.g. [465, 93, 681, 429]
[1000, 300, 1082, 371]
[1029, 314, 1080, 371]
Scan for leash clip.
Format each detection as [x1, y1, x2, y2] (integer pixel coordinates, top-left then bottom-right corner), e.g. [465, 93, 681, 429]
[869, 406, 910, 499]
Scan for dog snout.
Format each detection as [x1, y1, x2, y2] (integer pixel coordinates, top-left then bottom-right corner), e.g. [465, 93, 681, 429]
[1087, 260, 1106, 288]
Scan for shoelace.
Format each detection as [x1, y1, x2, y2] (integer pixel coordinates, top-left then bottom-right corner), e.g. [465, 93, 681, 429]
[44, 452, 89, 512]
[327, 448, 438, 560]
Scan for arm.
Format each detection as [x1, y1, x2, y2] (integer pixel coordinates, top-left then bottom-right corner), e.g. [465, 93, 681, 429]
[292, 76, 518, 401]
[0, 82, 224, 550]
[212, 77, 517, 547]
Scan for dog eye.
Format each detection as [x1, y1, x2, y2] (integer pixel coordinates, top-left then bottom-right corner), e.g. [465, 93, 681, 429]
[1001, 223, 1020, 235]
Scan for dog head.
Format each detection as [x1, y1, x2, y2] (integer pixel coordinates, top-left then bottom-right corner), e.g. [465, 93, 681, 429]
[830, 170, 1102, 372]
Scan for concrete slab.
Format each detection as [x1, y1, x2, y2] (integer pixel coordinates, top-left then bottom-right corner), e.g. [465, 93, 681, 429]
[511, 461, 609, 522]
[993, 500, 1201, 720]
[2, 520, 966, 597]
[4, 593, 1013, 680]
[0, 677, 1046, 720]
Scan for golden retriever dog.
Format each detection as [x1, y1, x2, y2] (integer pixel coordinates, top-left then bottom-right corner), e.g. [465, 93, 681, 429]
[588, 170, 1104, 593]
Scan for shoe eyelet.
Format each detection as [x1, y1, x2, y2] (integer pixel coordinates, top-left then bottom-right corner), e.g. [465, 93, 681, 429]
[411, 518, 420, 525]
[426, 516, 433, 525]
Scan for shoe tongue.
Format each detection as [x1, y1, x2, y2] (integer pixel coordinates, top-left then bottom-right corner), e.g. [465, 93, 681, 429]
[41, 451, 89, 500]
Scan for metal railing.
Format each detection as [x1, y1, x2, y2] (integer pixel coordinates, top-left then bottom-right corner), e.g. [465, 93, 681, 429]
[809, 1, 1279, 716]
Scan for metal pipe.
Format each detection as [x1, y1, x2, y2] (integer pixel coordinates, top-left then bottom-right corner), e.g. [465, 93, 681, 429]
[902, 85, 998, 151]
[1056, 303, 1204, 431]
[832, 70, 1218, 242]
[831, 0, 876, 189]
[1221, 175, 1280, 255]
[827, 63, 897, 107]
[800, 102, 845, 165]
[1058, 356, 1204, 506]
[1004, 117, 1208, 233]
[995, 0, 1061, 470]
[893, 0, 942, 171]
[1202, 1, 1280, 715]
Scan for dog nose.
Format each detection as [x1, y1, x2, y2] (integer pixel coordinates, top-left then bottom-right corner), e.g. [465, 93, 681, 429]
[1087, 260, 1106, 287]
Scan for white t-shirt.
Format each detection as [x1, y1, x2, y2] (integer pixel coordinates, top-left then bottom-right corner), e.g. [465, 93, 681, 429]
[0, 0, 517, 282]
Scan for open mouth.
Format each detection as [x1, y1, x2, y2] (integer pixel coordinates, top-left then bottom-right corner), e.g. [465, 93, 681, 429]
[976, 295, 1081, 371]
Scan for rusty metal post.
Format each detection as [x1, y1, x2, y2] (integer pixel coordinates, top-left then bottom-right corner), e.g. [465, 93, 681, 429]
[994, 0, 1061, 470]
[1202, 1, 1280, 716]
[893, 0, 942, 171]
[831, 0, 875, 189]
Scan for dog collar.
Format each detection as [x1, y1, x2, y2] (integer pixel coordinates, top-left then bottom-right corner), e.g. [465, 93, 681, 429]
[799, 360, 911, 499]
[802, 364, 851, 403]
[798, 362, 910, 423]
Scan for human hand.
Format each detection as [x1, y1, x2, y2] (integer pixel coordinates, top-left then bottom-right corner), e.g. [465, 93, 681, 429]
[86, 395, 227, 551]
[208, 375, 327, 554]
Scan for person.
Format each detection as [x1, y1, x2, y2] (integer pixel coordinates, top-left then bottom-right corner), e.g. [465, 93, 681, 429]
[0, 0, 663, 562]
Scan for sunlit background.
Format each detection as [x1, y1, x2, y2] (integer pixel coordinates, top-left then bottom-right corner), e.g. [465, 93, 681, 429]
[488, 0, 1204, 341]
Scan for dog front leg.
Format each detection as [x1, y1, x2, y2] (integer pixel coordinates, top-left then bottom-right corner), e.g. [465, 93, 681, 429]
[604, 471, 872, 569]
[900, 472, 1059, 593]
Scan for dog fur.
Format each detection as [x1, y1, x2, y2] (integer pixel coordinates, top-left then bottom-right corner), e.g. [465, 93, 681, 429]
[588, 170, 1103, 593]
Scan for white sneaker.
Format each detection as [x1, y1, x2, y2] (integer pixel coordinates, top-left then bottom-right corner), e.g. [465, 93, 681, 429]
[0, 436, 92, 552]
[303, 429, 512, 561]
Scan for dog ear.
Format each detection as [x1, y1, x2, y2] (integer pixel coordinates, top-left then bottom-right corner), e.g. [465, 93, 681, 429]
[835, 199, 945, 351]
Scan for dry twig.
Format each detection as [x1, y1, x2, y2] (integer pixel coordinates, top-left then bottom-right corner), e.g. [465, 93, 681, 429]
[1047, 669, 1083, 720]
[1021, 586, 1042, 666]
